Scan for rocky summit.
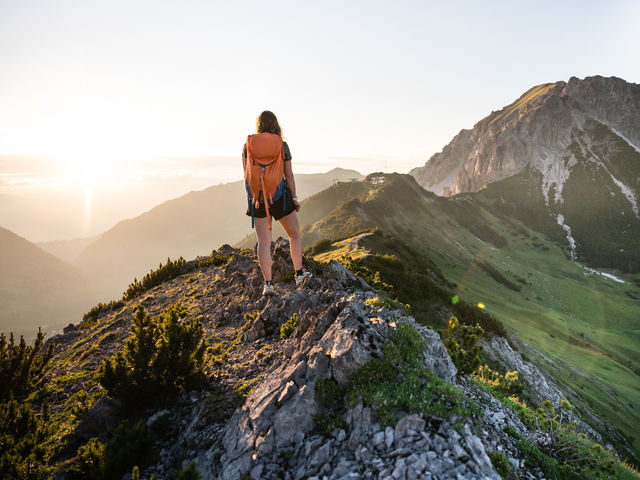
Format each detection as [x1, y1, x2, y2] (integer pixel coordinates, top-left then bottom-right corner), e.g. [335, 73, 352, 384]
[410, 75, 640, 199]
[410, 75, 640, 272]
[35, 239, 630, 480]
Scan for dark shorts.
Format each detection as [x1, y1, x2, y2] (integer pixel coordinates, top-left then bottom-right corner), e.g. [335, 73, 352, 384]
[246, 186, 296, 220]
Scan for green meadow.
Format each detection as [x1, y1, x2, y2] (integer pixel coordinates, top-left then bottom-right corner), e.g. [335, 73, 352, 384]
[301, 173, 640, 462]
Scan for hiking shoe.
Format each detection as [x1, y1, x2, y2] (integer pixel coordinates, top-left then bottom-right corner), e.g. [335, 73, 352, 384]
[262, 283, 275, 296]
[295, 269, 313, 285]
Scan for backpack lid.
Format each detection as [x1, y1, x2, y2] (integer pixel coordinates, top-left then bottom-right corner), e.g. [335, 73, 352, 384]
[249, 132, 282, 162]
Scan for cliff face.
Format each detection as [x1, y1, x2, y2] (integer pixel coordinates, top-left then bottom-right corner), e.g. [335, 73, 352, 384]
[43, 240, 618, 480]
[411, 76, 640, 199]
[410, 76, 640, 272]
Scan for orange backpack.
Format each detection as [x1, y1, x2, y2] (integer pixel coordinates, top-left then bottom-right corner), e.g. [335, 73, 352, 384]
[243, 132, 286, 229]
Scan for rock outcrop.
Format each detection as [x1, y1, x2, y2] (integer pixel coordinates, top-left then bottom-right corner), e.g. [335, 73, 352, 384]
[410, 75, 640, 199]
[410, 75, 640, 272]
[46, 240, 618, 479]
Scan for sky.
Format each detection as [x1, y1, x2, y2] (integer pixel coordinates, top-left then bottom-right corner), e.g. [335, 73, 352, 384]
[1, 0, 639, 241]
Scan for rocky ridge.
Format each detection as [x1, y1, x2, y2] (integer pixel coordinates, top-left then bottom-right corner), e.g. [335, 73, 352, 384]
[47, 240, 617, 479]
[410, 75, 640, 272]
[410, 75, 640, 199]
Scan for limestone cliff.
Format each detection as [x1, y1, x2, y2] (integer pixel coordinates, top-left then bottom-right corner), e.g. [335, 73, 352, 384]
[410, 76, 640, 272]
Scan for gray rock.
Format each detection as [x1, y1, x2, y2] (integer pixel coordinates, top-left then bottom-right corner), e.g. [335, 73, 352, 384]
[397, 319, 458, 383]
[309, 441, 332, 470]
[462, 425, 500, 479]
[452, 443, 469, 462]
[334, 428, 347, 442]
[392, 457, 406, 479]
[409, 453, 427, 473]
[322, 260, 371, 292]
[394, 414, 425, 442]
[384, 426, 395, 449]
[74, 395, 121, 441]
[273, 383, 317, 448]
[372, 431, 385, 448]
[251, 463, 264, 480]
[277, 381, 298, 404]
[146, 409, 171, 428]
[307, 349, 330, 378]
[305, 437, 324, 457]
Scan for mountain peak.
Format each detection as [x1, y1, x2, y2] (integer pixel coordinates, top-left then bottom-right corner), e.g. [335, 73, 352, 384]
[411, 75, 640, 197]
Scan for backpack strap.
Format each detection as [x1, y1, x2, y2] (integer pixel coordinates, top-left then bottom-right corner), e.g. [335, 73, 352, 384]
[246, 135, 253, 160]
[260, 166, 273, 230]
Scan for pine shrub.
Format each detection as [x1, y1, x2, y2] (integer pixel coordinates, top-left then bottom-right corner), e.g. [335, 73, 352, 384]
[0, 396, 50, 480]
[81, 300, 126, 328]
[0, 328, 54, 402]
[197, 253, 230, 269]
[440, 316, 484, 375]
[280, 313, 298, 339]
[77, 420, 152, 480]
[96, 303, 206, 406]
[123, 257, 186, 301]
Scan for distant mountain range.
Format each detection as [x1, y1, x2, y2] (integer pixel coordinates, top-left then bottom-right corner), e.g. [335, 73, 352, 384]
[1, 168, 361, 335]
[410, 76, 640, 272]
[70, 168, 362, 299]
[0, 227, 96, 338]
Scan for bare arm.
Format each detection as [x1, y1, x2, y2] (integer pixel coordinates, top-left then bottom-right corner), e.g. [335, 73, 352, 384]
[284, 161, 299, 210]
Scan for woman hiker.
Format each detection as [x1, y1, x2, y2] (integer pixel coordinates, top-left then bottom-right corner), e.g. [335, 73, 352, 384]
[243, 110, 312, 295]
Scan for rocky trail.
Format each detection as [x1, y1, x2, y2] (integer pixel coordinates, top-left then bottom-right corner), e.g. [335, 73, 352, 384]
[46, 240, 617, 480]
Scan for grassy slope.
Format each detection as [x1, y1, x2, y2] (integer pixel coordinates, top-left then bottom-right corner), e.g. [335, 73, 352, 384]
[300, 173, 640, 462]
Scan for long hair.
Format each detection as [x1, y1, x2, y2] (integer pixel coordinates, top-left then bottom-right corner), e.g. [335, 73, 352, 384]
[256, 111, 282, 137]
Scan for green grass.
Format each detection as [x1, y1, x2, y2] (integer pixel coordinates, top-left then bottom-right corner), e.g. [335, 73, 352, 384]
[314, 323, 479, 433]
[438, 212, 640, 462]
[296, 172, 640, 463]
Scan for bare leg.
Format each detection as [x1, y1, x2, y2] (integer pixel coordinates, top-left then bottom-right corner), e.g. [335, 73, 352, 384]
[278, 212, 303, 271]
[254, 217, 272, 281]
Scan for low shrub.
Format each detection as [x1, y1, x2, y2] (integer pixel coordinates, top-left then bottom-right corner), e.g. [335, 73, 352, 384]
[77, 420, 152, 480]
[0, 328, 54, 401]
[488, 451, 511, 479]
[439, 316, 484, 375]
[314, 324, 479, 433]
[176, 461, 202, 480]
[123, 257, 186, 301]
[95, 303, 206, 406]
[473, 364, 523, 396]
[81, 300, 125, 328]
[198, 253, 230, 269]
[280, 313, 298, 339]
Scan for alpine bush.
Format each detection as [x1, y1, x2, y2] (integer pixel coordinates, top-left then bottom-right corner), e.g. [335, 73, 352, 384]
[123, 257, 186, 301]
[280, 313, 298, 339]
[314, 323, 479, 432]
[440, 316, 484, 375]
[96, 303, 206, 406]
[0, 397, 50, 480]
[77, 420, 152, 480]
[0, 329, 54, 402]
